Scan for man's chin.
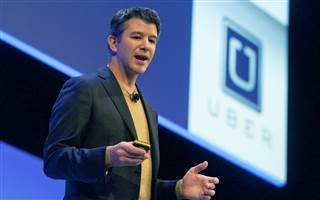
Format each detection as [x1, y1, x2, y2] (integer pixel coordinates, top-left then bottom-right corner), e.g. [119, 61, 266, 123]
[134, 66, 148, 74]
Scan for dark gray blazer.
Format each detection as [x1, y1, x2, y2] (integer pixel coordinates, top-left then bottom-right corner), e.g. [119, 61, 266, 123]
[43, 67, 176, 200]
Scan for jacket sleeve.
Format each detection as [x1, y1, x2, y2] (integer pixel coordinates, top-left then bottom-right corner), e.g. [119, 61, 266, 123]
[43, 77, 106, 183]
[157, 179, 178, 200]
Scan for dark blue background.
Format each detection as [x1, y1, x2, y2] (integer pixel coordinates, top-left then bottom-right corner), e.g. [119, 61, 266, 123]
[0, 1, 192, 127]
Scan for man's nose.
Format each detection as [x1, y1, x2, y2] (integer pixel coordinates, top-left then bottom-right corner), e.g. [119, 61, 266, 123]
[139, 38, 152, 52]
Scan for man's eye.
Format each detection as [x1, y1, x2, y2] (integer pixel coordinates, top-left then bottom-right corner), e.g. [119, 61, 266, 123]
[132, 36, 141, 39]
[149, 39, 156, 44]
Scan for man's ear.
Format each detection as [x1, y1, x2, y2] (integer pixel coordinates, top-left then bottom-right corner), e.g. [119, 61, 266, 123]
[107, 35, 118, 54]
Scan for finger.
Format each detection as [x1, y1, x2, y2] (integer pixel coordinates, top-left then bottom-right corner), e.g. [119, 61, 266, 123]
[198, 174, 219, 185]
[127, 150, 150, 159]
[203, 188, 215, 196]
[124, 142, 147, 156]
[201, 195, 212, 200]
[206, 182, 215, 190]
[145, 152, 151, 159]
[120, 149, 147, 160]
[197, 174, 215, 184]
[189, 161, 208, 174]
[206, 176, 219, 185]
[115, 147, 144, 160]
[120, 157, 143, 166]
[211, 177, 219, 184]
[126, 153, 147, 159]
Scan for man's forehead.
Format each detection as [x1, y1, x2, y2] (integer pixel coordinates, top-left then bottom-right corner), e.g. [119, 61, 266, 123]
[123, 18, 158, 36]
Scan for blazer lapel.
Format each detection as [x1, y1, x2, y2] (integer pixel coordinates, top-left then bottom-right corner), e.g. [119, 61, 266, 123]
[140, 95, 158, 152]
[97, 67, 138, 140]
[137, 87, 160, 177]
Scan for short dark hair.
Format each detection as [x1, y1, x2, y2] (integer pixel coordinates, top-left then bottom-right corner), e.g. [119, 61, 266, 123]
[110, 7, 161, 38]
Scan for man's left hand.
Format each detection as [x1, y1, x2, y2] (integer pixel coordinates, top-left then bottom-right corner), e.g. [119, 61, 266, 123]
[178, 161, 219, 200]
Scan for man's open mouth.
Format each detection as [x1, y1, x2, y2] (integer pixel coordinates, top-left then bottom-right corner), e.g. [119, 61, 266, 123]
[134, 55, 148, 61]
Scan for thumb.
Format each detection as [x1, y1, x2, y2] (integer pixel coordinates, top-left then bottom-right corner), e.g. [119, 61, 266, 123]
[190, 161, 208, 174]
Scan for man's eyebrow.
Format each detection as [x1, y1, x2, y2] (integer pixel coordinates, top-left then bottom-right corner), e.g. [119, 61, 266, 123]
[150, 35, 158, 40]
[131, 32, 158, 40]
[130, 31, 143, 35]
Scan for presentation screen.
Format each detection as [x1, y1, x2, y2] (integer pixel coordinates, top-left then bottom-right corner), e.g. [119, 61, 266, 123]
[188, 1, 288, 186]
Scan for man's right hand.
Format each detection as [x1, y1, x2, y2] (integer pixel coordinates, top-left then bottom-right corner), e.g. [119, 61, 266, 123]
[107, 141, 150, 167]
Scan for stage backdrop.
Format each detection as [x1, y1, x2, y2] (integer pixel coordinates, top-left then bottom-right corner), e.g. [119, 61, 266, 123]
[0, 1, 290, 198]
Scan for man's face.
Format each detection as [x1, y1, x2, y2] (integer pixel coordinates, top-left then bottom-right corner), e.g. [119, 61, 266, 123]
[112, 18, 158, 75]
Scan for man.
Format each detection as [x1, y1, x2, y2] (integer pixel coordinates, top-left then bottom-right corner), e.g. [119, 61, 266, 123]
[43, 7, 219, 200]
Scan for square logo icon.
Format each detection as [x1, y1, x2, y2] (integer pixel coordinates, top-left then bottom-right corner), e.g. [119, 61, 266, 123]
[223, 18, 262, 112]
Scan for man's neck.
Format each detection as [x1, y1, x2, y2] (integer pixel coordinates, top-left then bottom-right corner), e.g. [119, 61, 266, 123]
[107, 61, 137, 91]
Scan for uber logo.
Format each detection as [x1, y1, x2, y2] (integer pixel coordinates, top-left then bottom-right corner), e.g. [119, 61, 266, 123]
[223, 19, 262, 112]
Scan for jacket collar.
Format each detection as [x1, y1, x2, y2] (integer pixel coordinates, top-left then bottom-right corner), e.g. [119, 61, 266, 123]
[97, 67, 157, 143]
[97, 67, 138, 140]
